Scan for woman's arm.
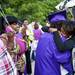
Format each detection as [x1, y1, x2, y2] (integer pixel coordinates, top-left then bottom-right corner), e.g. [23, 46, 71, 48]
[53, 31, 75, 52]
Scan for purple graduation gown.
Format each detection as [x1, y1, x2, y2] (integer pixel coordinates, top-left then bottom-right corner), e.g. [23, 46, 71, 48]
[34, 32, 73, 75]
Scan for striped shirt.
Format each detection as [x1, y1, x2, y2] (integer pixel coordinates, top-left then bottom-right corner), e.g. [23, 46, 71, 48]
[0, 41, 17, 75]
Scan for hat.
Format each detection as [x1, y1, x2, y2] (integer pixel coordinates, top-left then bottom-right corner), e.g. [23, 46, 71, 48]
[48, 10, 67, 23]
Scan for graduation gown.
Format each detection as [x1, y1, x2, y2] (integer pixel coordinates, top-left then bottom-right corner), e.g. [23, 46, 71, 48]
[34, 32, 73, 75]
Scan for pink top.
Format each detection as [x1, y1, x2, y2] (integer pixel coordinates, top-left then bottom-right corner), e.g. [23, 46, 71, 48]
[33, 29, 42, 40]
[16, 38, 27, 55]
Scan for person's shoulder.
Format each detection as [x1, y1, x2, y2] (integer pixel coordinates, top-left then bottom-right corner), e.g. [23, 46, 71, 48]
[41, 32, 53, 39]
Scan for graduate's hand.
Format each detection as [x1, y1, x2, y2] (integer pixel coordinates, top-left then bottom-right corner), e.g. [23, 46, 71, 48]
[49, 28, 57, 32]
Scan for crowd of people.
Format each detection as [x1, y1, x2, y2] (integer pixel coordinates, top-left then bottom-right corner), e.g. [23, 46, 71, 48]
[0, 9, 75, 75]
[0, 16, 43, 75]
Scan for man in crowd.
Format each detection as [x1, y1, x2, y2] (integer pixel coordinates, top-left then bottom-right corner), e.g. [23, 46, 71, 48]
[34, 10, 73, 75]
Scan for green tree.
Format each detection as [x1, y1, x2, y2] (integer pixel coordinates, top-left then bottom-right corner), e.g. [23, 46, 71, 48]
[0, 0, 60, 25]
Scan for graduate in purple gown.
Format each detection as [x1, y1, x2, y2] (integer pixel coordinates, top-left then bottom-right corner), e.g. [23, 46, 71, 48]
[34, 10, 73, 75]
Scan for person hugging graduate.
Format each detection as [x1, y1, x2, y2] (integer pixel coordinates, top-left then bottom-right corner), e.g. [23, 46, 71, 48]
[48, 10, 75, 75]
[34, 10, 73, 75]
[53, 20, 75, 75]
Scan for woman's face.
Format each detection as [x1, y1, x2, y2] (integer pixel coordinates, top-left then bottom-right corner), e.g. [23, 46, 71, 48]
[11, 23, 19, 32]
[22, 23, 28, 29]
[21, 27, 27, 36]
[16, 25, 20, 33]
[34, 24, 39, 29]
[24, 20, 28, 25]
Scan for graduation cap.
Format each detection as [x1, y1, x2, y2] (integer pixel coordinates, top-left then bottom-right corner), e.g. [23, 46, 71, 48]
[48, 10, 67, 23]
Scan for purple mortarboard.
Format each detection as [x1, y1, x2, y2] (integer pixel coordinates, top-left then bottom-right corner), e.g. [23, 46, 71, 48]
[48, 10, 67, 23]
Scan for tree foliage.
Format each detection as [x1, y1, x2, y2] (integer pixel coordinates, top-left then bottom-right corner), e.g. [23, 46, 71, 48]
[0, 0, 60, 25]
